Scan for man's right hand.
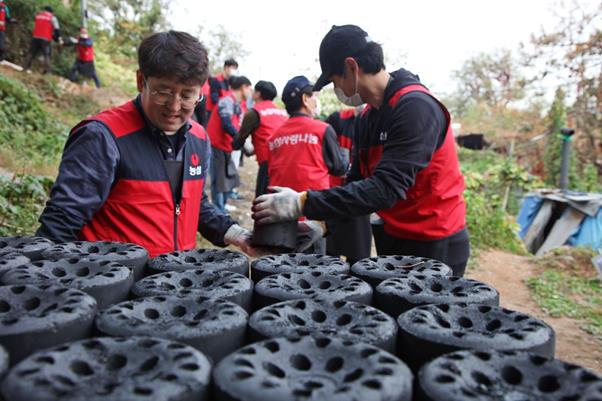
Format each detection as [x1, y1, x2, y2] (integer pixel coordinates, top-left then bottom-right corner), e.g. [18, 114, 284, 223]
[252, 186, 304, 224]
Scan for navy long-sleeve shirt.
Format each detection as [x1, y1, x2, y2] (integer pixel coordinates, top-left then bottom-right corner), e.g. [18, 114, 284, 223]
[36, 97, 236, 246]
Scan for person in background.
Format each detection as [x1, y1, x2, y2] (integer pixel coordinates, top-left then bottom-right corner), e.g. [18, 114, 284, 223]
[68, 27, 100, 88]
[324, 106, 372, 265]
[24, 5, 62, 74]
[193, 80, 210, 127]
[265, 75, 346, 253]
[0, 0, 17, 63]
[206, 75, 252, 213]
[36, 31, 259, 258]
[233, 80, 288, 197]
[253, 25, 469, 275]
[206, 58, 238, 118]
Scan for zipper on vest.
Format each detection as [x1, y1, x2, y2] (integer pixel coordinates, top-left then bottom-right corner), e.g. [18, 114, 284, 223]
[174, 203, 181, 250]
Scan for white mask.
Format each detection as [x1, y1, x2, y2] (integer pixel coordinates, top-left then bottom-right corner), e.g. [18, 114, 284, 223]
[333, 69, 364, 106]
[313, 97, 322, 118]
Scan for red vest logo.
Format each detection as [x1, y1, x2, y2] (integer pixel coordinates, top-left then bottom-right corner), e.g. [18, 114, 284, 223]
[189, 153, 202, 176]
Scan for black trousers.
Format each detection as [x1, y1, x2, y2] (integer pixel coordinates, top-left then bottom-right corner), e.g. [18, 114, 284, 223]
[0, 31, 5, 61]
[25, 38, 51, 73]
[69, 60, 101, 88]
[255, 161, 269, 197]
[373, 226, 470, 276]
[327, 215, 372, 265]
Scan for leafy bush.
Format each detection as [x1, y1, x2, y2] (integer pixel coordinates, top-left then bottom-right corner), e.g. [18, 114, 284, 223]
[0, 75, 68, 167]
[459, 148, 543, 253]
[0, 174, 53, 236]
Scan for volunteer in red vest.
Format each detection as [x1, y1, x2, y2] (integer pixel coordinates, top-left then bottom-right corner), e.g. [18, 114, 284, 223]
[206, 58, 238, 118]
[253, 25, 470, 275]
[36, 31, 259, 258]
[68, 27, 100, 88]
[266, 75, 346, 254]
[206, 75, 252, 213]
[324, 106, 372, 265]
[0, 1, 17, 63]
[24, 6, 62, 74]
[233, 80, 288, 196]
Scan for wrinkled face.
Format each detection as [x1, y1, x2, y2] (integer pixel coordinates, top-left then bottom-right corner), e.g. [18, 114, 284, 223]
[136, 71, 201, 133]
[303, 92, 319, 117]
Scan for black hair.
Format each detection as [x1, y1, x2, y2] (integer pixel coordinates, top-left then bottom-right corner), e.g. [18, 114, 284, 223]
[44, 5, 53, 12]
[255, 80, 277, 101]
[138, 30, 209, 86]
[230, 75, 251, 90]
[331, 41, 385, 76]
[284, 86, 313, 115]
[224, 58, 239, 68]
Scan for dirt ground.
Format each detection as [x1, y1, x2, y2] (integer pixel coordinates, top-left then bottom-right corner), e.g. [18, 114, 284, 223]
[227, 156, 602, 375]
[468, 250, 602, 374]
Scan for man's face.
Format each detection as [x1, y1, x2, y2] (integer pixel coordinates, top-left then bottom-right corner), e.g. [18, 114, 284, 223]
[329, 59, 359, 97]
[224, 66, 238, 79]
[136, 71, 201, 133]
[240, 85, 252, 101]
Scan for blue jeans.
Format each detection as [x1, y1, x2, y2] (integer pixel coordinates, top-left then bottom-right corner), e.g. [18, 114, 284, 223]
[210, 153, 225, 212]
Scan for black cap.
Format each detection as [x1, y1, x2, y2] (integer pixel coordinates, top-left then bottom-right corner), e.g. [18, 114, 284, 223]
[44, 5, 54, 12]
[255, 80, 278, 100]
[282, 76, 313, 105]
[314, 24, 372, 91]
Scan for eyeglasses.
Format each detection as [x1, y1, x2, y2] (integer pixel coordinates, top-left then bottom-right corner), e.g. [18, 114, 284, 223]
[144, 79, 203, 109]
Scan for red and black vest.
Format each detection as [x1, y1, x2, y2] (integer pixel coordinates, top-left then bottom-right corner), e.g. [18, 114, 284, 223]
[252, 100, 288, 164]
[0, 4, 7, 32]
[360, 84, 466, 241]
[75, 101, 208, 257]
[206, 73, 231, 112]
[32, 11, 53, 41]
[268, 115, 331, 192]
[329, 108, 356, 187]
[77, 37, 94, 62]
[206, 93, 241, 153]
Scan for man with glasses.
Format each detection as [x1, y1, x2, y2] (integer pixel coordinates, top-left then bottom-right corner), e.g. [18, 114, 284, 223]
[36, 31, 258, 257]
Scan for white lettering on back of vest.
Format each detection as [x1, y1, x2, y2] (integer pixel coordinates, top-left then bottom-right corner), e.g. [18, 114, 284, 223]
[269, 133, 319, 151]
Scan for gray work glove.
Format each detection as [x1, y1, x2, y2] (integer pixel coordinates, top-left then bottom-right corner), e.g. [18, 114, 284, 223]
[252, 186, 304, 224]
[224, 224, 268, 257]
[296, 220, 325, 252]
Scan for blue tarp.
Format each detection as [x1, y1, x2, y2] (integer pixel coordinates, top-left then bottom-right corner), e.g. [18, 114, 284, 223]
[517, 196, 543, 239]
[517, 194, 602, 250]
[567, 211, 602, 249]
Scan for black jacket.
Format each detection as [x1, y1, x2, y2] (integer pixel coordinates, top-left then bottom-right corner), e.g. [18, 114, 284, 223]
[303, 68, 448, 220]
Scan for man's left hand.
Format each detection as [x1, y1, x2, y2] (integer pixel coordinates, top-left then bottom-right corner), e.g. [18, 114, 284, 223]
[223, 224, 270, 257]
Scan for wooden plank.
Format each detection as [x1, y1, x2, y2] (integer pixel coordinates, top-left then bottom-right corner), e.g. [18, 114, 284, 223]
[524, 200, 554, 254]
[536, 208, 585, 256]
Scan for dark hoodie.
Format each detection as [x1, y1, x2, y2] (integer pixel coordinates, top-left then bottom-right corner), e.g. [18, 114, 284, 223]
[303, 68, 448, 220]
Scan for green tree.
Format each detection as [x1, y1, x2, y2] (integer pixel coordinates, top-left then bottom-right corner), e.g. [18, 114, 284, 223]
[450, 49, 530, 112]
[195, 25, 249, 75]
[90, 0, 172, 58]
[529, 1, 601, 187]
[544, 88, 568, 186]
